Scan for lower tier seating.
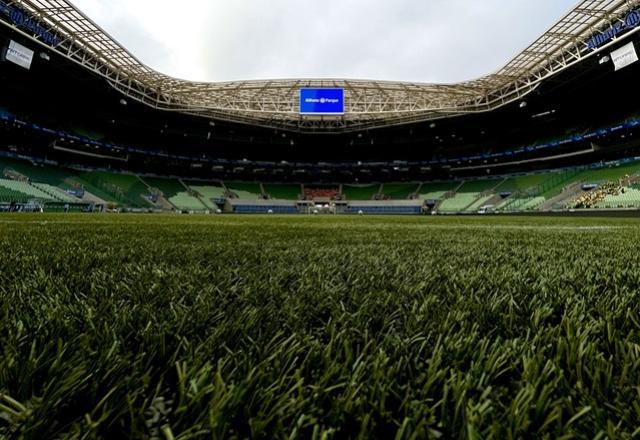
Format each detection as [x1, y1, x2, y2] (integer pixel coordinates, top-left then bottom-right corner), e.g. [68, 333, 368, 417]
[0, 179, 57, 201]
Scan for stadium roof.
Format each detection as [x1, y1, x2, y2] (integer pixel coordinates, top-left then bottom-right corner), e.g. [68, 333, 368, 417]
[2, 0, 640, 132]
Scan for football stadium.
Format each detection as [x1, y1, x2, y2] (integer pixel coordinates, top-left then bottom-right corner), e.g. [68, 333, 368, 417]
[2, 0, 640, 438]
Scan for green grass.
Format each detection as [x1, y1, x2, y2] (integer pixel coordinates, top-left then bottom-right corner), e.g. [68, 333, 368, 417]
[1, 215, 640, 438]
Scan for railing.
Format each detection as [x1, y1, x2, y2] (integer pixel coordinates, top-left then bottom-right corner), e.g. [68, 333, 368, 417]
[501, 169, 582, 211]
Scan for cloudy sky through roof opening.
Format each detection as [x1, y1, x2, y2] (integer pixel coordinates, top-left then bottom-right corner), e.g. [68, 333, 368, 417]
[70, 0, 576, 83]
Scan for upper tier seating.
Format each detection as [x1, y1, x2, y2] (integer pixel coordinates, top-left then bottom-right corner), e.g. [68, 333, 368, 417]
[418, 182, 460, 200]
[494, 174, 551, 194]
[381, 183, 419, 200]
[343, 184, 380, 200]
[264, 184, 301, 200]
[576, 162, 640, 184]
[0, 157, 72, 186]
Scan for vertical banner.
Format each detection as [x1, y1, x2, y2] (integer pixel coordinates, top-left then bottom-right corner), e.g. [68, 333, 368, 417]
[611, 42, 638, 71]
[5, 40, 34, 69]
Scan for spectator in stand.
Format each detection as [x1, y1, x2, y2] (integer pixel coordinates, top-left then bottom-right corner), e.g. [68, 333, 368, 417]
[304, 188, 340, 200]
[571, 177, 626, 209]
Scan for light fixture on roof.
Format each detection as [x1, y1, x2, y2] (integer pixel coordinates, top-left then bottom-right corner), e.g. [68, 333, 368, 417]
[39, 52, 50, 61]
[599, 55, 611, 65]
[119, 98, 128, 106]
[519, 101, 528, 109]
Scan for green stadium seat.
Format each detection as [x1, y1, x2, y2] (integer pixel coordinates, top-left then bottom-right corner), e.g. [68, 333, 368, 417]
[438, 180, 500, 213]
[76, 171, 154, 207]
[382, 183, 419, 200]
[188, 184, 227, 209]
[226, 183, 263, 199]
[143, 177, 207, 211]
[263, 184, 301, 200]
[343, 184, 380, 200]
[32, 183, 79, 203]
[0, 179, 57, 201]
[597, 187, 640, 208]
[418, 182, 460, 201]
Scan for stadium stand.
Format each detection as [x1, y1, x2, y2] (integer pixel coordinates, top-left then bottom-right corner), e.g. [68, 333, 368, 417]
[497, 170, 579, 211]
[438, 180, 500, 213]
[31, 183, 78, 203]
[381, 183, 419, 199]
[263, 184, 301, 200]
[346, 200, 423, 215]
[226, 183, 263, 199]
[0, 157, 71, 186]
[597, 187, 640, 208]
[304, 187, 340, 200]
[494, 174, 551, 195]
[0, 181, 29, 203]
[418, 182, 460, 201]
[187, 183, 226, 210]
[569, 166, 640, 208]
[0, 157, 112, 206]
[6, 156, 640, 213]
[465, 195, 495, 213]
[64, 176, 119, 205]
[343, 184, 381, 200]
[575, 161, 640, 185]
[2, 0, 640, 218]
[75, 171, 154, 207]
[229, 199, 298, 214]
[143, 177, 206, 211]
[5, 159, 114, 204]
[0, 179, 60, 201]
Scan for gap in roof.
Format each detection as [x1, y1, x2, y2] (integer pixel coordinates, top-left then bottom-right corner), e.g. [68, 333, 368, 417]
[70, 0, 576, 84]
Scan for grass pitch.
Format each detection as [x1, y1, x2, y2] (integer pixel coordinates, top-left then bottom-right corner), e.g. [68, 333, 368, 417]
[1, 214, 640, 438]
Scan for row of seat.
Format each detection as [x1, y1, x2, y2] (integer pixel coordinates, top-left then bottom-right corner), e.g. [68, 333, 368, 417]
[347, 206, 422, 215]
[233, 205, 299, 214]
[596, 188, 640, 208]
[0, 179, 68, 203]
[4, 154, 640, 212]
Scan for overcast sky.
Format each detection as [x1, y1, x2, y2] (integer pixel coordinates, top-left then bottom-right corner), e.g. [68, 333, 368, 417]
[69, 0, 577, 83]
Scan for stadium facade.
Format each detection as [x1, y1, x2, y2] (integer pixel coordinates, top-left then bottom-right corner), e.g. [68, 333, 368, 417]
[2, 0, 640, 214]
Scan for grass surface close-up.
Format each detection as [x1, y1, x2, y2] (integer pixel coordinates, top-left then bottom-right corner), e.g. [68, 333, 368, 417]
[1, 214, 640, 439]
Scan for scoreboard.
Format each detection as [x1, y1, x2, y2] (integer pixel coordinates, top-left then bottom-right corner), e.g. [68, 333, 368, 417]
[299, 88, 345, 115]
